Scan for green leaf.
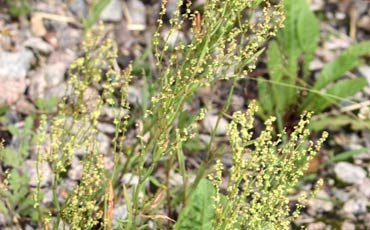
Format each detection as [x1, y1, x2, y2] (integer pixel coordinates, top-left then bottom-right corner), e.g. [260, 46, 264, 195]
[257, 78, 273, 116]
[327, 148, 370, 164]
[175, 179, 217, 230]
[297, 7, 319, 79]
[267, 41, 284, 83]
[278, 0, 306, 74]
[35, 97, 58, 111]
[309, 115, 370, 131]
[312, 54, 359, 91]
[313, 41, 370, 91]
[0, 148, 23, 167]
[297, 8, 319, 55]
[305, 77, 367, 112]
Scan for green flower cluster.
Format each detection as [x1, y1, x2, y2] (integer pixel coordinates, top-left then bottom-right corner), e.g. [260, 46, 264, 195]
[210, 101, 327, 229]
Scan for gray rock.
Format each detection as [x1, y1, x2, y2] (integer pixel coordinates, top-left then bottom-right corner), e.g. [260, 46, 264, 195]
[203, 113, 228, 135]
[309, 58, 324, 71]
[309, 0, 324, 11]
[24, 37, 53, 54]
[358, 66, 370, 85]
[25, 160, 52, 187]
[0, 49, 34, 105]
[307, 222, 326, 230]
[97, 122, 117, 134]
[307, 190, 334, 215]
[100, 0, 123, 22]
[334, 162, 367, 184]
[97, 132, 111, 155]
[341, 222, 355, 230]
[230, 95, 244, 111]
[358, 178, 370, 198]
[126, 0, 146, 30]
[343, 198, 368, 214]
[112, 205, 128, 227]
[0, 49, 34, 80]
[68, 157, 83, 180]
[358, 15, 370, 32]
[69, 0, 88, 17]
[121, 173, 139, 185]
[127, 86, 143, 104]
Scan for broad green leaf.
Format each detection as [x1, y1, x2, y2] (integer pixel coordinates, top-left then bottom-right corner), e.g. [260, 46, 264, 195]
[297, 8, 319, 55]
[297, 7, 319, 79]
[312, 54, 359, 91]
[267, 41, 284, 83]
[278, 0, 306, 75]
[175, 179, 217, 230]
[0, 148, 23, 167]
[313, 41, 370, 91]
[267, 41, 290, 113]
[309, 115, 370, 131]
[327, 148, 370, 164]
[305, 77, 367, 112]
[35, 96, 58, 111]
[257, 78, 273, 116]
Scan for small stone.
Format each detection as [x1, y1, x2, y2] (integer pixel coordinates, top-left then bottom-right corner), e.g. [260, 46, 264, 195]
[334, 162, 366, 184]
[101, 106, 128, 119]
[42, 189, 53, 204]
[24, 37, 53, 54]
[0, 49, 34, 105]
[121, 173, 139, 185]
[343, 198, 368, 215]
[45, 51, 75, 87]
[358, 66, 370, 85]
[307, 222, 326, 230]
[358, 15, 370, 32]
[203, 113, 228, 135]
[163, 29, 185, 47]
[127, 86, 143, 104]
[230, 95, 245, 111]
[97, 132, 111, 155]
[104, 156, 114, 171]
[112, 205, 128, 227]
[24, 225, 34, 230]
[341, 222, 355, 230]
[125, 0, 146, 30]
[100, 0, 123, 22]
[332, 188, 350, 202]
[358, 178, 370, 198]
[307, 190, 334, 215]
[25, 160, 52, 187]
[15, 98, 36, 114]
[309, 58, 324, 71]
[68, 157, 83, 180]
[309, 0, 324, 11]
[97, 122, 116, 134]
[199, 134, 211, 145]
[69, 0, 88, 17]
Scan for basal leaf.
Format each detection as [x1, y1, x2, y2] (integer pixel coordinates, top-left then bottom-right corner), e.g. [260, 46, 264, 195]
[309, 115, 370, 131]
[313, 41, 370, 91]
[297, 7, 319, 55]
[257, 78, 274, 116]
[175, 179, 217, 230]
[297, 7, 319, 79]
[305, 77, 367, 112]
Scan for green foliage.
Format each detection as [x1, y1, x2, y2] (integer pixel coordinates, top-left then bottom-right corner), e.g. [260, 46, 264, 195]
[0, 0, 330, 229]
[82, 0, 110, 31]
[35, 96, 58, 112]
[257, 0, 370, 131]
[175, 179, 218, 229]
[5, 0, 31, 18]
[209, 102, 327, 229]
